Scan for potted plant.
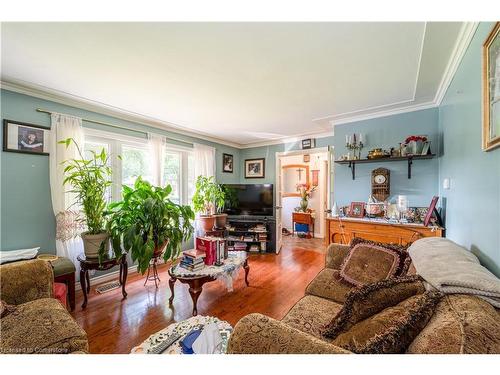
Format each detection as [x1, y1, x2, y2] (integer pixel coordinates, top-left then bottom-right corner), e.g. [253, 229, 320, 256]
[192, 176, 224, 231]
[105, 177, 194, 274]
[296, 183, 317, 212]
[60, 138, 112, 258]
[214, 183, 228, 228]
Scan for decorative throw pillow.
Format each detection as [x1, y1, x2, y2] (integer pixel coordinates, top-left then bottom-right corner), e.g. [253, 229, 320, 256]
[322, 275, 426, 338]
[339, 238, 410, 286]
[331, 290, 442, 354]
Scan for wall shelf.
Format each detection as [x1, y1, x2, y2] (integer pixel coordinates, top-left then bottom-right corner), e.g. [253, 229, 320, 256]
[334, 154, 436, 180]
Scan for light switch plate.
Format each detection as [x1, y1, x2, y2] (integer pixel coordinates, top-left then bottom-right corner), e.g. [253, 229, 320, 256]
[443, 178, 451, 190]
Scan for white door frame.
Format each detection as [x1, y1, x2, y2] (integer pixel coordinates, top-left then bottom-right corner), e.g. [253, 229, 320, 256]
[275, 146, 333, 243]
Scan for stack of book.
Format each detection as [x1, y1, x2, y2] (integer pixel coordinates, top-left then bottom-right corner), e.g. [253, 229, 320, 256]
[233, 242, 247, 251]
[179, 249, 206, 271]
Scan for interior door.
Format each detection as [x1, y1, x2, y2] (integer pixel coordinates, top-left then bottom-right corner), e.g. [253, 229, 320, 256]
[275, 155, 283, 254]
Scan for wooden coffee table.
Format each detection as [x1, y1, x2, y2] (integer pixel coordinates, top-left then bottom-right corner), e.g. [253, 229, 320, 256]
[168, 251, 249, 316]
[77, 253, 128, 308]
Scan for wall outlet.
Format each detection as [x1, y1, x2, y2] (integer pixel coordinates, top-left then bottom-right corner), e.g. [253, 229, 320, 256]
[443, 178, 451, 190]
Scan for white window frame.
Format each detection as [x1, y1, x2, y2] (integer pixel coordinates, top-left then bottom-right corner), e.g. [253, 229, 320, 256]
[83, 128, 194, 205]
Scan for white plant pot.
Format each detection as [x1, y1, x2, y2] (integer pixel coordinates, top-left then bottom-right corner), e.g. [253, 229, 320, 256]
[81, 232, 110, 259]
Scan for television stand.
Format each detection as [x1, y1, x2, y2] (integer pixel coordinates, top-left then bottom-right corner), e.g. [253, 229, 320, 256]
[224, 216, 276, 254]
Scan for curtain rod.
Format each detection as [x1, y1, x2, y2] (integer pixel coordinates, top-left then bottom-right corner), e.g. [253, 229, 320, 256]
[36, 108, 193, 146]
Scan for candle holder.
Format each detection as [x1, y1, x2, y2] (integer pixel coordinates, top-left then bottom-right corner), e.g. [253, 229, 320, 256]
[346, 133, 364, 160]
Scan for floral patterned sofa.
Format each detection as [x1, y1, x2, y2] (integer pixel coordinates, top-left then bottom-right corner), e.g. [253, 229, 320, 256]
[227, 243, 500, 354]
[0, 259, 88, 354]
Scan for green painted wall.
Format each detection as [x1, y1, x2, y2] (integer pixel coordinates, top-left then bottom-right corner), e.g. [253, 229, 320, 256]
[0, 89, 241, 253]
[240, 108, 440, 208]
[439, 22, 500, 277]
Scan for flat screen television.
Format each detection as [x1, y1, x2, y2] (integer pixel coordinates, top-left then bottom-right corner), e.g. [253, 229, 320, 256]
[222, 184, 274, 217]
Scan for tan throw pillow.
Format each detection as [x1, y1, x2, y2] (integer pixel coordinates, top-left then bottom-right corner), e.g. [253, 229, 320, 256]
[332, 290, 442, 354]
[339, 238, 411, 286]
[322, 275, 426, 339]
[340, 243, 398, 286]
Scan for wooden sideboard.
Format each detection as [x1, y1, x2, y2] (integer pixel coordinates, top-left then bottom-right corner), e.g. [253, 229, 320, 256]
[325, 217, 444, 246]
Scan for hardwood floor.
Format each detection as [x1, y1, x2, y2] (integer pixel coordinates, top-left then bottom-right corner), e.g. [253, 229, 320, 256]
[71, 236, 326, 353]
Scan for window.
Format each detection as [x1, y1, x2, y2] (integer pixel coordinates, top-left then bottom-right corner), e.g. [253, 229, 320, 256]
[163, 151, 181, 203]
[122, 144, 153, 188]
[83, 129, 194, 205]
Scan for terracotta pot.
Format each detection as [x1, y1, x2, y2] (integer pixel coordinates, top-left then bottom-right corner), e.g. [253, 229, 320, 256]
[153, 241, 168, 258]
[198, 215, 216, 232]
[81, 231, 110, 259]
[214, 213, 228, 229]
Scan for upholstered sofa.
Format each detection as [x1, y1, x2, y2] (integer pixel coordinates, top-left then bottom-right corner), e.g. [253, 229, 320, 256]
[0, 259, 88, 354]
[227, 243, 500, 354]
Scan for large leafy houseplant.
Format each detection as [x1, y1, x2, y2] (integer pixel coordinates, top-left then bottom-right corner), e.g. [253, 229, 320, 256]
[105, 178, 194, 274]
[192, 176, 225, 231]
[60, 138, 112, 258]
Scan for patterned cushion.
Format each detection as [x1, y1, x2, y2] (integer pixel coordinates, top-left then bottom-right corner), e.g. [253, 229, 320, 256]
[306, 269, 355, 304]
[282, 295, 342, 339]
[0, 298, 88, 353]
[340, 243, 400, 286]
[0, 300, 16, 319]
[339, 238, 410, 286]
[322, 275, 426, 339]
[407, 294, 500, 354]
[332, 290, 442, 353]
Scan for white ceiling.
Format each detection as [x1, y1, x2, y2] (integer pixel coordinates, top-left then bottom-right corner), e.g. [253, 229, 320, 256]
[1, 22, 464, 147]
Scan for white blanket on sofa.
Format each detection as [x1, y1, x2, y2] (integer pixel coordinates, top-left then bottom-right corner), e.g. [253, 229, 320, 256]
[409, 238, 500, 308]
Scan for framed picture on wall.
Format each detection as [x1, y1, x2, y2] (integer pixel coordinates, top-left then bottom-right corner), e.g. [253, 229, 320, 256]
[3, 119, 50, 156]
[245, 158, 265, 178]
[222, 153, 233, 173]
[482, 22, 500, 151]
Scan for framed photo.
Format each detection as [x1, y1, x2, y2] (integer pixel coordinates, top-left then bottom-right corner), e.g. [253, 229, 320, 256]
[301, 138, 315, 149]
[222, 153, 233, 173]
[245, 158, 265, 178]
[424, 196, 440, 227]
[3, 119, 50, 155]
[421, 141, 431, 155]
[349, 202, 365, 218]
[482, 22, 500, 151]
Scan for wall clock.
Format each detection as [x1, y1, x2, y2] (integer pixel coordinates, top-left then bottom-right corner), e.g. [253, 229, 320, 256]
[371, 168, 390, 201]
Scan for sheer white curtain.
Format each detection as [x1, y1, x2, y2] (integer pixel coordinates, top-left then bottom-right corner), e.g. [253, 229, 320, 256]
[49, 113, 84, 271]
[193, 143, 215, 178]
[148, 133, 167, 186]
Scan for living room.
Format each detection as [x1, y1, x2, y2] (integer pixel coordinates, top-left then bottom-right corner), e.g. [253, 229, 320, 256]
[1, 1, 500, 373]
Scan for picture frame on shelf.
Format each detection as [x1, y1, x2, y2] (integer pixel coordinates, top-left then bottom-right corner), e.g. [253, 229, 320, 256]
[222, 153, 233, 173]
[349, 201, 365, 218]
[3, 119, 50, 156]
[245, 158, 265, 178]
[421, 141, 431, 155]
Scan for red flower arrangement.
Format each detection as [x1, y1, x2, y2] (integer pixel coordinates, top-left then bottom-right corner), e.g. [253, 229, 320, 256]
[405, 135, 427, 144]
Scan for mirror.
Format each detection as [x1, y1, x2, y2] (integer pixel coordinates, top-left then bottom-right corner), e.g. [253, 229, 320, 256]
[282, 164, 309, 197]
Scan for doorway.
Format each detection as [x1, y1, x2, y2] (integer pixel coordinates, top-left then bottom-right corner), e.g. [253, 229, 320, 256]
[275, 147, 332, 253]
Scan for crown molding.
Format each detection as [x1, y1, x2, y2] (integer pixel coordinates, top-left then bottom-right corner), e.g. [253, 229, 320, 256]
[434, 22, 479, 105]
[1, 20, 473, 151]
[239, 129, 334, 149]
[0, 78, 242, 149]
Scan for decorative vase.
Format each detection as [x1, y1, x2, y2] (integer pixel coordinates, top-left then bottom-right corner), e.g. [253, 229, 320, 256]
[300, 198, 308, 212]
[81, 231, 110, 259]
